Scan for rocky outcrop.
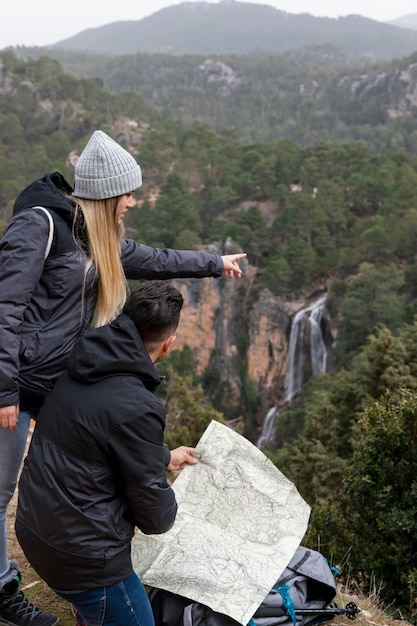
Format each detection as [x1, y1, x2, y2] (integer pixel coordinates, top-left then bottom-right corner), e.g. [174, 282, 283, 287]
[171, 271, 247, 409]
[246, 289, 289, 400]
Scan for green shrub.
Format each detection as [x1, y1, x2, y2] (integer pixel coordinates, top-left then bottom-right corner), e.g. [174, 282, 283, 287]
[310, 389, 417, 623]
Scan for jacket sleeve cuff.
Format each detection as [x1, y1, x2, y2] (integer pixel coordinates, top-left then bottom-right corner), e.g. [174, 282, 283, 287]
[163, 443, 171, 467]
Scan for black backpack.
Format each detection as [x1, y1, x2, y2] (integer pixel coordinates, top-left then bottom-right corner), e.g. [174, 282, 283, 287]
[150, 546, 339, 626]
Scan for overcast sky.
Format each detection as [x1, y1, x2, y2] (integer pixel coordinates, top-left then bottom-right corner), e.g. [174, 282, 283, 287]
[2, 0, 417, 49]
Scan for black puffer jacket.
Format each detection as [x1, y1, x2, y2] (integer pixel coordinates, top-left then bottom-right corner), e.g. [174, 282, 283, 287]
[0, 172, 223, 412]
[16, 314, 177, 590]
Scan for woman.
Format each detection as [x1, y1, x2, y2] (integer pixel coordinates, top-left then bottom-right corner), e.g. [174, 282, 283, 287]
[0, 129, 246, 626]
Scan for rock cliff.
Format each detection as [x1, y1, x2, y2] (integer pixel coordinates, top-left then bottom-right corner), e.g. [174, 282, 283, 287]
[170, 260, 333, 445]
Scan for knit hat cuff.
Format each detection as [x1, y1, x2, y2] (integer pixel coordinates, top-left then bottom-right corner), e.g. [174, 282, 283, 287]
[73, 167, 142, 199]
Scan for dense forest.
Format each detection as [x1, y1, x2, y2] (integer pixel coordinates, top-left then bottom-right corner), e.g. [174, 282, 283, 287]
[1, 49, 417, 621]
[15, 45, 417, 146]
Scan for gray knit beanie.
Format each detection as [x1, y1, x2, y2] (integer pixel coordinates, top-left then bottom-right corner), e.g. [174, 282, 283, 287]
[73, 130, 142, 199]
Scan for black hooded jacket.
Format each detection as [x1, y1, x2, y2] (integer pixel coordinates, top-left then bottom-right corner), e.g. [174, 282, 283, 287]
[16, 314, 177, 590]
[0, 172, 223, 412]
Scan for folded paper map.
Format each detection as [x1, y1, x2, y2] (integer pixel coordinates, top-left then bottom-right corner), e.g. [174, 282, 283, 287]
[131, 420, 311, 625]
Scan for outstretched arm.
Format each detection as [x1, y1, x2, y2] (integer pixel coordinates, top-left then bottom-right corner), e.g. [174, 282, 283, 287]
[221, 253, 247, 279]
[122, 240, 247, 281]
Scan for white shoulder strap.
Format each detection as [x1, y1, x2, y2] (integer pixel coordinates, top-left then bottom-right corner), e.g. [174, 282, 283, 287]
[33, 206, 54, 259]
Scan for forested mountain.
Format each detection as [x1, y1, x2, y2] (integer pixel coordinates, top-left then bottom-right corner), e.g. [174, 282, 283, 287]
[13, 47, 417, 148]
[28, 1, 417, 61]
[1, 50, 417, 621]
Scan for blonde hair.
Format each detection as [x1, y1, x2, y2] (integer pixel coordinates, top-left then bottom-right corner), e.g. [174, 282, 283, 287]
[75, 196, 127, 328]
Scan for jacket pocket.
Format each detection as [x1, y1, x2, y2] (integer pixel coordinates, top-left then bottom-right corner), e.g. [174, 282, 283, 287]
[21, 332, 40, 363]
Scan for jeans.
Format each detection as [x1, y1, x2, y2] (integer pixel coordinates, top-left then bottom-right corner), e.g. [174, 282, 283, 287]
[0, 410, 32, 578]
[52, 571, 155, 626]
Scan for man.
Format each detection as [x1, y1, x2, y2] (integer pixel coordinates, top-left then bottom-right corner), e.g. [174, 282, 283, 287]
[15, 281, 197, 626]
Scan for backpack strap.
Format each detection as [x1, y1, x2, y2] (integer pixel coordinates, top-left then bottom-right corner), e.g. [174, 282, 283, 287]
[33, 206, 54, 259]
[274, 585, 296, 626]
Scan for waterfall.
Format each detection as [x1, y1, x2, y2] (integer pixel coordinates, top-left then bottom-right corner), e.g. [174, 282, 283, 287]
[257, 293, 328, 448]
[256, 406, 278, 448]
[284, 293, 328, 403]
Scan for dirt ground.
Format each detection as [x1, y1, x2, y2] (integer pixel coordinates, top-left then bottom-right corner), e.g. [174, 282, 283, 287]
[7, 423, 76, 625]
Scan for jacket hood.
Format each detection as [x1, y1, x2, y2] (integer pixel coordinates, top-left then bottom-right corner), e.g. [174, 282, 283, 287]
[13, 171, 75, 226]
[67, 314, 161, 392]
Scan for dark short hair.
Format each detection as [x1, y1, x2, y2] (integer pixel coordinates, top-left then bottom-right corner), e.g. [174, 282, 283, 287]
[123, 281, 183, 345]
